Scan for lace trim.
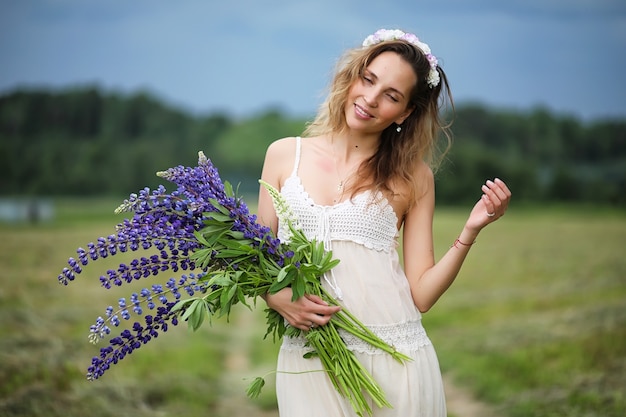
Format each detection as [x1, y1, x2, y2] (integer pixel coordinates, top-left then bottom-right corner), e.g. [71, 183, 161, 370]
[280, 176, 399, 253]
[281, 320, 432, 355]
[278, 137, 399, 253]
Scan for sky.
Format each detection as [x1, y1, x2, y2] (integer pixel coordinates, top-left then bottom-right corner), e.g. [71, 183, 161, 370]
[1, 0, 625, 121]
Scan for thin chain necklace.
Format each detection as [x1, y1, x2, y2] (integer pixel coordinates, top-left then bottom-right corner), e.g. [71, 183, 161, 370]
[337, 176, 345, 193]
[331, 144, 344, 203]
[330, 138, 361, 202]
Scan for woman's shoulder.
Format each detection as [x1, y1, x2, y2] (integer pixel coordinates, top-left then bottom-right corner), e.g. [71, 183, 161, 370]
[265, 135, 326, 156]
[390, 160, 434, 212]
[409, 160, 435, 206]
[413, 160, 434, 183]
[394, 160, 433, 191]
[264, 136, 298, 159]
[267, 135, 297, 149]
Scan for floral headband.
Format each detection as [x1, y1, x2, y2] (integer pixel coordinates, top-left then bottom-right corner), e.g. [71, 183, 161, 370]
[362, 28, 440, 88]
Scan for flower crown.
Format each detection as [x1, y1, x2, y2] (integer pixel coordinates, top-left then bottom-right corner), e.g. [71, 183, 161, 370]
[362, 29, 440, 88]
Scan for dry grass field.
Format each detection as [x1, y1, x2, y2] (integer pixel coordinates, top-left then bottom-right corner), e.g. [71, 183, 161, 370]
[1, 199, 624, 416]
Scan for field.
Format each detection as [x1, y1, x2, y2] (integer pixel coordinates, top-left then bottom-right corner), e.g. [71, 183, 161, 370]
[0, 199, 625, 417]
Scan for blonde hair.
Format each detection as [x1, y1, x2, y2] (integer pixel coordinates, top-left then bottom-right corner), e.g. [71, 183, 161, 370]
[304, 40, 454, 206]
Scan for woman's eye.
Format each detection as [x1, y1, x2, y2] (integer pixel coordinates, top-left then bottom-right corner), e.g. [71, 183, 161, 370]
[363, 76, 373, 84]
[387, 94, 399, 102]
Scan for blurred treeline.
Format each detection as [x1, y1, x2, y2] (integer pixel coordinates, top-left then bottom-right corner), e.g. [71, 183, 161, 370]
[1, 87, 624, 205]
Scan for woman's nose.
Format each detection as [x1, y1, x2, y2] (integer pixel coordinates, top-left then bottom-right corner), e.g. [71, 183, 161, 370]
[363, 94, 378, 107]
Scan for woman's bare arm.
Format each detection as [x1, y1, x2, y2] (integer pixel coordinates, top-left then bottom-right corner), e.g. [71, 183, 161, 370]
[403, 165, 511, 312]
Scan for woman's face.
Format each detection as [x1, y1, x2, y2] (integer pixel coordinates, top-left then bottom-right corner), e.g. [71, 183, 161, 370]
[344, 51, 416, 135]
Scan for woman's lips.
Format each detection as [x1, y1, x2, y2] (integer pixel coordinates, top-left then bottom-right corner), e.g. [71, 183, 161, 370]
[354, 103, 374, 119]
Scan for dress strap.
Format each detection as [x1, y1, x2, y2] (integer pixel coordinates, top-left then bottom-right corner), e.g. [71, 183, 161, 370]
[290, 136, 302, 177]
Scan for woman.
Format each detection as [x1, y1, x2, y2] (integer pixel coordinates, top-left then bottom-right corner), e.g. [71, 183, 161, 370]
[257, 28, 511, 416]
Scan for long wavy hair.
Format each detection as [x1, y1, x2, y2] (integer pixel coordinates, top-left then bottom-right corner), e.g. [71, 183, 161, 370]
[304, 39, 454, 207]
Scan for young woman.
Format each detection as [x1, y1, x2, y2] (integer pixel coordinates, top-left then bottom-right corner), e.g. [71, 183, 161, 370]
[257, 28, 511, 416]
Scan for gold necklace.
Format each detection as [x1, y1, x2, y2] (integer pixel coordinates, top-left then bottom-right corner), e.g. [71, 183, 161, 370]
[330, 139, 346, 201]
[331, 139, 362, 201]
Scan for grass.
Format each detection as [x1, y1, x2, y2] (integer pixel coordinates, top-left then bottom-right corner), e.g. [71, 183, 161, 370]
[426, 205, 626, 416]
[0, 198, 624, 416]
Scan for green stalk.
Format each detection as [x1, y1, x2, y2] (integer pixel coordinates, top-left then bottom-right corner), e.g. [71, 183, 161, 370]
[310, 320, 392, 413]
[317, 286, 412, 363]
[330, 313, 411, 363]
[309, 334, 371, 415]
[293, 280, 408, 414]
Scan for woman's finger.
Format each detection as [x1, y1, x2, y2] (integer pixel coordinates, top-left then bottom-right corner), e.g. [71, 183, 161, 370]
[305, 293, 329, 305]
[481, 185, 501, 209]
[494, 178, 512, 197]
[306, 294, 341, 315]
[481, 194, 495, 214]
[487, 181, 507, 202]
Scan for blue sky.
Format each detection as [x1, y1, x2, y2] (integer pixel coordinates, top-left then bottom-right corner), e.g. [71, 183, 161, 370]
[1, 0, 625, 120]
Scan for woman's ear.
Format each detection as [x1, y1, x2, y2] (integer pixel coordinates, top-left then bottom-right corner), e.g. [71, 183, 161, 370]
[395, 105, 414, 125]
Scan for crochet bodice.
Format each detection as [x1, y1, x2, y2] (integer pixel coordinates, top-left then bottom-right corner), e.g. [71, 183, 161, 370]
[278, 137, 399, 253]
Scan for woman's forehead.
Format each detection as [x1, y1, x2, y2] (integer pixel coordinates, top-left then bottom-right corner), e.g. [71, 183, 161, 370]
[366, 52, 417, 91]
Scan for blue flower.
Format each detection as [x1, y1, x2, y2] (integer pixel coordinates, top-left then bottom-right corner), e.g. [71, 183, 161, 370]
[61, 151, 284, 380]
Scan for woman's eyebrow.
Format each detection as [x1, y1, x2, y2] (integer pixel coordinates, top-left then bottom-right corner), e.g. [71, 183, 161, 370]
[365, 69, 406, 98]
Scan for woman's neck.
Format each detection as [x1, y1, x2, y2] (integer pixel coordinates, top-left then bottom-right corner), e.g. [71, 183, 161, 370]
[329, 132, 379, 163]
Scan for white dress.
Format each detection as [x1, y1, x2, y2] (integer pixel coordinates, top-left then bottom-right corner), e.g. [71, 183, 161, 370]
[275, 137, 446, 416]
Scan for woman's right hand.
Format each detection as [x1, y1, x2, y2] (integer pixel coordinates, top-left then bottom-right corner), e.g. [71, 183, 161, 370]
[265, 288, 342, 332]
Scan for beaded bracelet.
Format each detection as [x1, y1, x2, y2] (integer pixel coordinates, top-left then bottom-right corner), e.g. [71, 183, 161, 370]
[451, 238, 476, 249]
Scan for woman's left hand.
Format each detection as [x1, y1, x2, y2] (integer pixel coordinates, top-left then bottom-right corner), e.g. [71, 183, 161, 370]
[466, 178, 512, 231]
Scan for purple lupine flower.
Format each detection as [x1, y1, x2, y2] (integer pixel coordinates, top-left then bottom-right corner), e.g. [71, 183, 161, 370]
[88, 272, 209, 345]
[87, 301, 181, 381]
[59, 151, 286, 380]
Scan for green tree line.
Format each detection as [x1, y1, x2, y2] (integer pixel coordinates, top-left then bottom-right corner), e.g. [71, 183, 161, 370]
[1, 87, 624, 205]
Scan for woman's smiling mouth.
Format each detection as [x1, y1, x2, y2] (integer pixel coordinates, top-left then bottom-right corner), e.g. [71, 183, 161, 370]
[354, 103, 374, 119]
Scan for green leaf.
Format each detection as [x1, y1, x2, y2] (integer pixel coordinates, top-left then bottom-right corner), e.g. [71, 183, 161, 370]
[207, 273, 233, 287]
[180, 298, 199, 321]
[321, 250, 334, 266]
[236, 286, 249, 308]
[293, 273, 306, 300]
[327, 258, 340, 269]
[276, 266, 290, 282]
[303, 351, 318, 359]
[193, 231, 211, 247]
[181, 298, 208, 331]
[226, 283, 238, 303]
[246, 377, 266, 399]
[170, 299, 190, 313]
[269, 275, 292, 294]
[205, 287, 222, 305]
[196, 223, 230, 236]
[224, 181, 234, 198]
[190, 303, 206, 330]
[284, 325, 302, 338]
[214, 249, 246, 258]
[208, 198, 231, 215]
[226, 230, 245, 240]
[218, 283, 239, 315]
[295, 243, 310, 253]
[189, 248, 213, 268]
[207, 211, 232, 222]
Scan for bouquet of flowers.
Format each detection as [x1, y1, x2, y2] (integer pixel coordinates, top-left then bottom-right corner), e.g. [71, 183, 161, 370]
[58, 151, 410, 416]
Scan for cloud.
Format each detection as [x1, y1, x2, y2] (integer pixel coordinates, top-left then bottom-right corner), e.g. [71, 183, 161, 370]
[0, 0, 624, 119]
